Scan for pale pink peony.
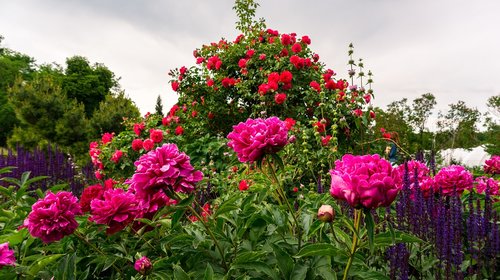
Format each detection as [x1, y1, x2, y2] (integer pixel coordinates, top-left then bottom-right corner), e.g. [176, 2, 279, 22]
[473, 176, 499, 196]
[330, 154, 399, 209]
[90, 188, 142, 235]
[433, 165, 473, 196]
[227, 117, 289, 163]
[483, 155, 500, 175]
[127, 143, 203, 198]
[134, 256, 152, 275]
[0, 242, 16, 268]
[26, 191, 82, 243]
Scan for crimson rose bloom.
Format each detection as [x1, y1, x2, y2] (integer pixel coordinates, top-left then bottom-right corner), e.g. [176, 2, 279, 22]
[80, 184, 106, 212]
[274, 93, 287, 104]
[330, 154, 399, 209]
[90, 188, 142, 235]
[149, 129, 164, 143]
[227, 117, 289, 163]
[0, 242, 16, 268]
[128, 143, 204, 198]
[143, 139, 155, 151]
[26, 191, 82, 243]
[433, 165, 473, 196]
[132, 139, 143, 151]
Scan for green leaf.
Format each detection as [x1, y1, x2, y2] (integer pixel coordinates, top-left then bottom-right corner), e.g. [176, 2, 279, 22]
[290, 264, 308, 280]
[271, 243, 294, 279]
[173, 264, 191, 280]
[295, 243, 339, 258]
[204, 263, 214, 280]
[364, 209, 375, 253]
[230, 261, 279, 280]
[28, 254, 64, 276]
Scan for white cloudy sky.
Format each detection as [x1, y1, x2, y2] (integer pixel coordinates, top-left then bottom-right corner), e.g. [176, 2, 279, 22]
[1, 0, 499, 128]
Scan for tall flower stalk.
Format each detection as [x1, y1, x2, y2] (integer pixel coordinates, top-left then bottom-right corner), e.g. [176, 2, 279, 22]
[343, 208, 363, 280]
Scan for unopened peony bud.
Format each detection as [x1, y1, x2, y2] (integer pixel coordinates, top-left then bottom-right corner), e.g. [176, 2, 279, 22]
[317, 205, 335, 222]
[134, 256, 152, 275]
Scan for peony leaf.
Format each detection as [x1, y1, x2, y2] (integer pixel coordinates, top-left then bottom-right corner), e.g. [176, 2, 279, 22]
[364, 208, 375, 254]
[295, 243, 339, 258]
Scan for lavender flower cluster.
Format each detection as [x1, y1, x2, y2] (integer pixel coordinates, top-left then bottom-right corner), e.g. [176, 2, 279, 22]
[0, 145, 94, 194]
[389, 160, 500, 279]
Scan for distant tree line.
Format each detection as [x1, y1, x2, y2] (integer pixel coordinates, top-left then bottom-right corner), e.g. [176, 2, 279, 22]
[373, 92, 499, 157]
[0, 35, 140, 162]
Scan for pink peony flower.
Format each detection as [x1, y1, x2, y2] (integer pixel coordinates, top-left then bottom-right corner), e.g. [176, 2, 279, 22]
[0, 242, 16, 268]
[127, 143, 203, 198]
[90, 188, 142, 235]
[484, 155, 500, 175]
[394, 160, 430, 190]
[134, 256, 152, 275]
[26, 191, 82, 243]
[433, 165, 473, 196]
[473, 176, 499, 195]
[227, 117, 289, 163]
[330, 154, 399, 209]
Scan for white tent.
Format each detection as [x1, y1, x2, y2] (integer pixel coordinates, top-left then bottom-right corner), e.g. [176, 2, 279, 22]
[440, 145, 491, 168]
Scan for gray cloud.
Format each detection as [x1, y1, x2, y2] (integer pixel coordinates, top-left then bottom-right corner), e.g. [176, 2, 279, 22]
[1, 0, 498, 127]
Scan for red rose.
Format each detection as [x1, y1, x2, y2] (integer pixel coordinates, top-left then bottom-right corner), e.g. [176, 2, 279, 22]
[258, 83, 270, 95]
[207, 79, 214, 87]
[131, 139, 143, 151]
[284, 118, 296, 130]
[149, 129, 163, 143]
[246, 49, 255, 57]
[280, 71, 293, 84]
[191, 110, 198, 118]
[321, 135, 332, 146]
[370, 111, 376, 119]
[301, 35, 311, 45]
[175, 126, 184, 135]
[314, 121, 326, 133]
[171, 81, 179, 91]
[208, 112, 215, 119]
[268, 72, 280, 83]
[291, 43, 302, 53]
[133, 123, 145, 136]
[364, 94, 371, 103]
[310, 81, 321, 92]
[259, 54, 266, 60]
[238, 58, 247, 68]
[353, 109, 363, 117]
[142, 139, 155, 151]
[239, 180, 249, 191]
[281, 34, 292, 45]
[274, 93, 287, 104]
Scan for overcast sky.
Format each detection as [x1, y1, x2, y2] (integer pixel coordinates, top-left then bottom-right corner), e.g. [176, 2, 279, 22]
[1, 0, 499, 129]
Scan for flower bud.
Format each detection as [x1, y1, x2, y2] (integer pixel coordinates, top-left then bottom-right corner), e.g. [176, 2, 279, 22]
[317, 205, 335, 222]
[134, 256, 152, 275]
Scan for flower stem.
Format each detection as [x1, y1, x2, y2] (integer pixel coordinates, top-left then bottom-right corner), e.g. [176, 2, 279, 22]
[342, 209, 363, 280]
[74, 230, 123, 276]
[266, 159, 303, 250]
[165, 189, 228, 271]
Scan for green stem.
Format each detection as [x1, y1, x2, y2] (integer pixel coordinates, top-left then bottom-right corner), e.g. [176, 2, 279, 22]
[166, 190, 228, 271]
[266, 159, 302, 250]
[342, 209, 363, 280]
[74, 231, 123, 276]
